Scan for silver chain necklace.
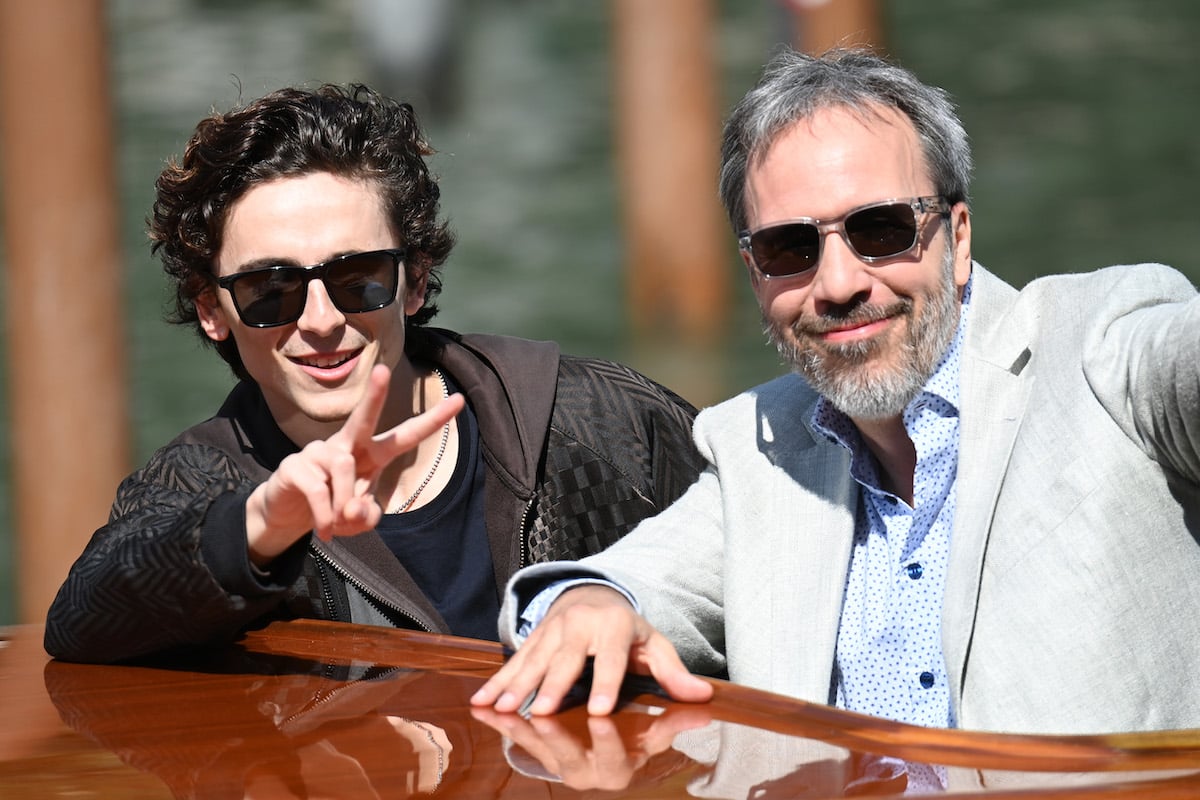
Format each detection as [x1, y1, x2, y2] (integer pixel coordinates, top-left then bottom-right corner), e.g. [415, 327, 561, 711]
[390, 368, 450, 513]
[402, 718, 445, 787]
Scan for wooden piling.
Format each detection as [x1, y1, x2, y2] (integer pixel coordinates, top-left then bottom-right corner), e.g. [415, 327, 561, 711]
[0, 0, 130, 623]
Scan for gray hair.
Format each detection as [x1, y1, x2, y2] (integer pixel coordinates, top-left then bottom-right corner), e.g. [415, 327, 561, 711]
[718, 47, 972, 234]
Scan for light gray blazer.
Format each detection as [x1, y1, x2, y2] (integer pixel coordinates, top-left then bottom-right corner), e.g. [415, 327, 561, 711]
[502, 263, 1200, 735]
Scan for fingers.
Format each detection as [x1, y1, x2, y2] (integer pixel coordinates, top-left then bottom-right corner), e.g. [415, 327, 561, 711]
[527, 638, 599, 716]
[247, 437, 383, 559]
[326, 444, 360, 531]
[285, 441, 372, 538]
[334, 363, 392, 447]
[471, 623, 710, 717]
[470, 586, 633, 714]
[469, 623, 582, 715]
[584, 639, 634, 716]
[335, 365, 465, 474]
[639, 635, 715, 706]
[467, 634, 593, 714]
[300, 376, 463, 526]
[470, 585, 706, 717]
[370, 392, 465, 463]
[247, 365, 464, 565]
[584, 622, 713, 714]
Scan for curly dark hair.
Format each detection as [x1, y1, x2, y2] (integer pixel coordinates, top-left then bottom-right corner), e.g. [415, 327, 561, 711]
[149, 83, 455, 381]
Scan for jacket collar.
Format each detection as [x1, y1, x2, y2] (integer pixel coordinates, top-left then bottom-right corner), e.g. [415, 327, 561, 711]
[407, 327, 560, 495]
[215, 381, 297, 477]
[214, 328, 563, 494]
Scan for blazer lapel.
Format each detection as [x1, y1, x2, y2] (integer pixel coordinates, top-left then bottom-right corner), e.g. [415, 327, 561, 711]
[942, 266, 1031, 710]
[777, 443, 858, 702]
[752, 386, 857, 702]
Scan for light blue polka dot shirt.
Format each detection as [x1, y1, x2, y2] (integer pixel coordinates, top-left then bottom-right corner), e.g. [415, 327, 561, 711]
[812, 278, 972, 730]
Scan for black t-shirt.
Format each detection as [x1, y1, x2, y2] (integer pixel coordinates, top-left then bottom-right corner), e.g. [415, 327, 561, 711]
[375, 377, 500, 641]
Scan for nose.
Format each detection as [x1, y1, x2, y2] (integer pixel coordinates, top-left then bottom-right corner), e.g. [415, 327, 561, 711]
[809, 229, 872, 312]
[296, 278, 346, 335]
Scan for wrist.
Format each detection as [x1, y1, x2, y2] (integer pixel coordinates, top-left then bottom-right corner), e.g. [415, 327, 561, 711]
[245, 484, 304, 567]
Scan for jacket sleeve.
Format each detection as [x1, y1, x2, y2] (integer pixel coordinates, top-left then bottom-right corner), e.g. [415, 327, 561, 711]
[531, 357, 706, 561]
[1082, 264, 1200, 481]
[502, 464, 729, 678]
[44, 442, 307, 663]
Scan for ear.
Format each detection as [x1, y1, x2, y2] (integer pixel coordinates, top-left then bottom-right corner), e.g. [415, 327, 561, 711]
[195, 288, 231, 342]
[950, 201, 973, 289]
[403, 268, 430, 316]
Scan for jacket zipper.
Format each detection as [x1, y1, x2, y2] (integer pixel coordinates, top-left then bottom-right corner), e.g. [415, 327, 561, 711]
[311, 544, 433, 633]
[279, 664, 406, 730]
[517, 497, 534, 569]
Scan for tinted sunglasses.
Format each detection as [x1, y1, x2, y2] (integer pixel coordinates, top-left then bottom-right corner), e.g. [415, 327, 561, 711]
[738, 196, 951, 280]
[214, 249, 403, 328]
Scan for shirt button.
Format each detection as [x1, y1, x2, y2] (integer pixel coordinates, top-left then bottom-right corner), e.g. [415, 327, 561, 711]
[905, 562, 924, 579]
[919, 671, 935, 689]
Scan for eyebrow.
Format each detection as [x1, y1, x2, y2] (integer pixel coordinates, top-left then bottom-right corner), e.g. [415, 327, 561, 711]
[228, 250, 364, 274]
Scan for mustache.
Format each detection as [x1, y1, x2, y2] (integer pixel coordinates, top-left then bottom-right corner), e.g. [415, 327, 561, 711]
[791, 299, 912, 336]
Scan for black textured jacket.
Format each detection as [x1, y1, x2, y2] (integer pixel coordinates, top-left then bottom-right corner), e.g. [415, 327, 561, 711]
[45, 329, 704, 663]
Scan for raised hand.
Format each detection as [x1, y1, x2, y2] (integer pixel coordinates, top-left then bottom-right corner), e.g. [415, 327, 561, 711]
[469, 584, 713, 716]
[245, 364, 465, 564]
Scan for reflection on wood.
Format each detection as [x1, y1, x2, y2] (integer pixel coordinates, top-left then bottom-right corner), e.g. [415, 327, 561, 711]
[3, 619, 1199, 798]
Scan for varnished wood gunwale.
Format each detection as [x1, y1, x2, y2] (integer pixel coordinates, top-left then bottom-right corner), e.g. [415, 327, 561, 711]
[4, 620, 1199, 798]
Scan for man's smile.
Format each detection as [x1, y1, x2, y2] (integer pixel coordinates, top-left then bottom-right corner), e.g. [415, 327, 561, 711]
[289, 347, 364, 378]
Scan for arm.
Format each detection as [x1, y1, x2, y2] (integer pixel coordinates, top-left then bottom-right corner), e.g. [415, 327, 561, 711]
[46, 365, 464, 663]
[44, 447, 294, 663]
[1084, 266, 1200, 480]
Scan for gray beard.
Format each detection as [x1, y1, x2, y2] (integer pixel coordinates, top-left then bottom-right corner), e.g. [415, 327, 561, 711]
[765, 251, 960, 420]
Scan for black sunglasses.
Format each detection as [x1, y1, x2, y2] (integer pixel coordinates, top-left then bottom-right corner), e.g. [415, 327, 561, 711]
[214, 249, 404, 328]
[738, 196, 951, 280]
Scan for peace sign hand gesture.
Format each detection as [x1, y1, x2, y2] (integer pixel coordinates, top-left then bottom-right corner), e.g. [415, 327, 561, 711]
[245, 364, 465, 566]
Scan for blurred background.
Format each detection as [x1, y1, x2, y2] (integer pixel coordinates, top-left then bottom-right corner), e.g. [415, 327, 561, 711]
[1, 0, 1198, 627]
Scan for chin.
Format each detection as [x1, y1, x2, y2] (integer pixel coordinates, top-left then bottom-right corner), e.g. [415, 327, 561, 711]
[290, 388, 362, 425]
[301, 398, 359, 424]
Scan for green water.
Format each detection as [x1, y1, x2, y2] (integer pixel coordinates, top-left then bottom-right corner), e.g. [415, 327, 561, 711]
[2, 0, 1198, 624]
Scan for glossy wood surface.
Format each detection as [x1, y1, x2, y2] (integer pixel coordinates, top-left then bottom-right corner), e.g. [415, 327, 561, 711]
[3, 619, 1199, 798]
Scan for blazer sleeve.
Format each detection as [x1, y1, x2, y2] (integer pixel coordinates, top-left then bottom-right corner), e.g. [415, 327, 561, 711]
[1082, 264, 1200, 481]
